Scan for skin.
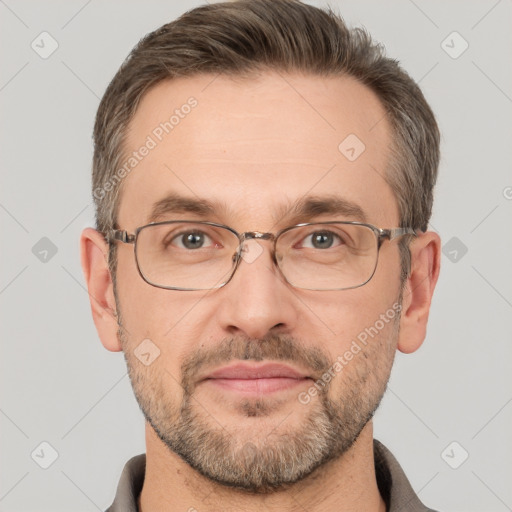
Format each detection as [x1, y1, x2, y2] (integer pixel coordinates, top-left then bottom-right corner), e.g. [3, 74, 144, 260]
[81, 72, 441, 512]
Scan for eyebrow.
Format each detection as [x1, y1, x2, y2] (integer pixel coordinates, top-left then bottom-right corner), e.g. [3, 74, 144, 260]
[147, 192, 367, 225]
[148, 193, 223, 223]
[277, 194, 367, 224]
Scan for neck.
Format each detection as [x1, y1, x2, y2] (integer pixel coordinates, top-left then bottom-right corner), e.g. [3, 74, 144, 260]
[138, 421, 386, 512]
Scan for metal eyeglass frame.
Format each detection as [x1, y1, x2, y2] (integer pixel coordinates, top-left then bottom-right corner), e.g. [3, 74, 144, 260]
[107, 220, 417, 291]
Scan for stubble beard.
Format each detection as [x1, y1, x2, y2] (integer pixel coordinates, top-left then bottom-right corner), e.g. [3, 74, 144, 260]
[118, 302, 400, 494]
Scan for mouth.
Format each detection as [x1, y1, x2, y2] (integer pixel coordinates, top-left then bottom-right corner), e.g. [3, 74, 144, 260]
[200, 362, 312, 395]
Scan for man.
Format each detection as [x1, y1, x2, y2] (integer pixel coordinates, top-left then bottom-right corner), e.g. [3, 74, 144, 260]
[80, 0, 441, 510]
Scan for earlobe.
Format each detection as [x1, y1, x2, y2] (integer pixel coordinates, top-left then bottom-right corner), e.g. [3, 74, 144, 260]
[397, 231, 441, 354]
[80, 227, 122, 352]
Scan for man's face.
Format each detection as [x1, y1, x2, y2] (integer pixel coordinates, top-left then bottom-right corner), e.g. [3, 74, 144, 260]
[115, 72, 402, 492]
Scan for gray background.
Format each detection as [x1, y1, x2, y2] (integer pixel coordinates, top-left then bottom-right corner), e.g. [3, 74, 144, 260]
[1, 0, 511, 510]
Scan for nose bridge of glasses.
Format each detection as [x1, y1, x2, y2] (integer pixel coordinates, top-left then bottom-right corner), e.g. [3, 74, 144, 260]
[233, 231, 279, 266]
[239, 232, 277, 256]
[240, 231, 275, 242]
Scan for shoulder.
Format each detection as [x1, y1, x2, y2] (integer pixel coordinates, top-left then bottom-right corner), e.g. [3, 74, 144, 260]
[105, 453, 146, 512]
[374, 439, 440, 512]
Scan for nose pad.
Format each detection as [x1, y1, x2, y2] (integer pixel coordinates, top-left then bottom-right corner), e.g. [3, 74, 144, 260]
[239, 239, 265, 265]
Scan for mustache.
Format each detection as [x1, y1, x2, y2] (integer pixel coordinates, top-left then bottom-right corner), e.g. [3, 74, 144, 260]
[181, 333, 332, 392]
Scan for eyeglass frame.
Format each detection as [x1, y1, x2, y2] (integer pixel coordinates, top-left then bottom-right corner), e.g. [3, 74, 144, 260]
[107, 220, 417, 291]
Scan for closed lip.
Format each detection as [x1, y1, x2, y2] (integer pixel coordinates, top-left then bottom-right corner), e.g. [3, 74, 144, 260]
[202, 362, 310, 381]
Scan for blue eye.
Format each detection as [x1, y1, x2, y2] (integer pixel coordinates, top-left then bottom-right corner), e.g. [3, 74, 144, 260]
[301, 231, 343, 249]
[170, 231, 214, 250]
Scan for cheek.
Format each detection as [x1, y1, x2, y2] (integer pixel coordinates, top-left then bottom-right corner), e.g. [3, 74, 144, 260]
[115, 261, 207, 361]
[125, 346, 185, 421]
[299, 279, 400, 344]
[115, 248, 171, 331]
[326, 317, 398, 397]
[371, 244, 403, 294]
[299, 275, 401, 386]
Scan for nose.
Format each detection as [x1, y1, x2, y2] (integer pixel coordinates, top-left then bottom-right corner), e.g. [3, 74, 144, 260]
[215, 239, 299, 339]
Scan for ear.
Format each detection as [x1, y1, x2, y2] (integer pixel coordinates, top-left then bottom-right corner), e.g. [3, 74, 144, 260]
[397, 230, 441, 354]
[80, 227, 122, 352]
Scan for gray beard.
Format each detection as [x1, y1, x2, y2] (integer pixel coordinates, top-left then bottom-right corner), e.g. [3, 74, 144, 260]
[148, 381, 379, 494]
[120, 312, 399, 493]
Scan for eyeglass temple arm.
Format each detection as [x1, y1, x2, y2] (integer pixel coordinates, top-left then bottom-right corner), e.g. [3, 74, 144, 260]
[380, 227, 417, 241]
[108, 229, 135, 244]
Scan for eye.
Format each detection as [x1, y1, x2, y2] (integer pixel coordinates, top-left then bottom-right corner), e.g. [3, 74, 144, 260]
[169, 230, 215, 250]
[300, 231, 344, 249]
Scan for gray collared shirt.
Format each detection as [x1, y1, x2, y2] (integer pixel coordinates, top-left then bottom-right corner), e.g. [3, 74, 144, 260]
[106, 439, 439, 511]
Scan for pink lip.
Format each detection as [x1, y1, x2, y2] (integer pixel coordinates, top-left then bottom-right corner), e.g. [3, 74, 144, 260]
[201, 363, 311, 395]
[204, 362, 309, 380]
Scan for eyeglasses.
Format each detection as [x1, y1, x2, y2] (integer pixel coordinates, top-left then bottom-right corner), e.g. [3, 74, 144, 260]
[108, 220, 416, 291]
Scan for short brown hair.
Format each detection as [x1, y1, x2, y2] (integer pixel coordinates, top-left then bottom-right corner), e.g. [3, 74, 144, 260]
[92, 0, 440, 286]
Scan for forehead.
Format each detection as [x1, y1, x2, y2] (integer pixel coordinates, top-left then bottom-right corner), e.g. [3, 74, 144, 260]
[118, 71, 398, 230]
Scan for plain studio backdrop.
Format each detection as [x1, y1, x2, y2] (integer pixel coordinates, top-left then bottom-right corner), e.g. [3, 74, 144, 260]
[1, 1, 511, 511]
